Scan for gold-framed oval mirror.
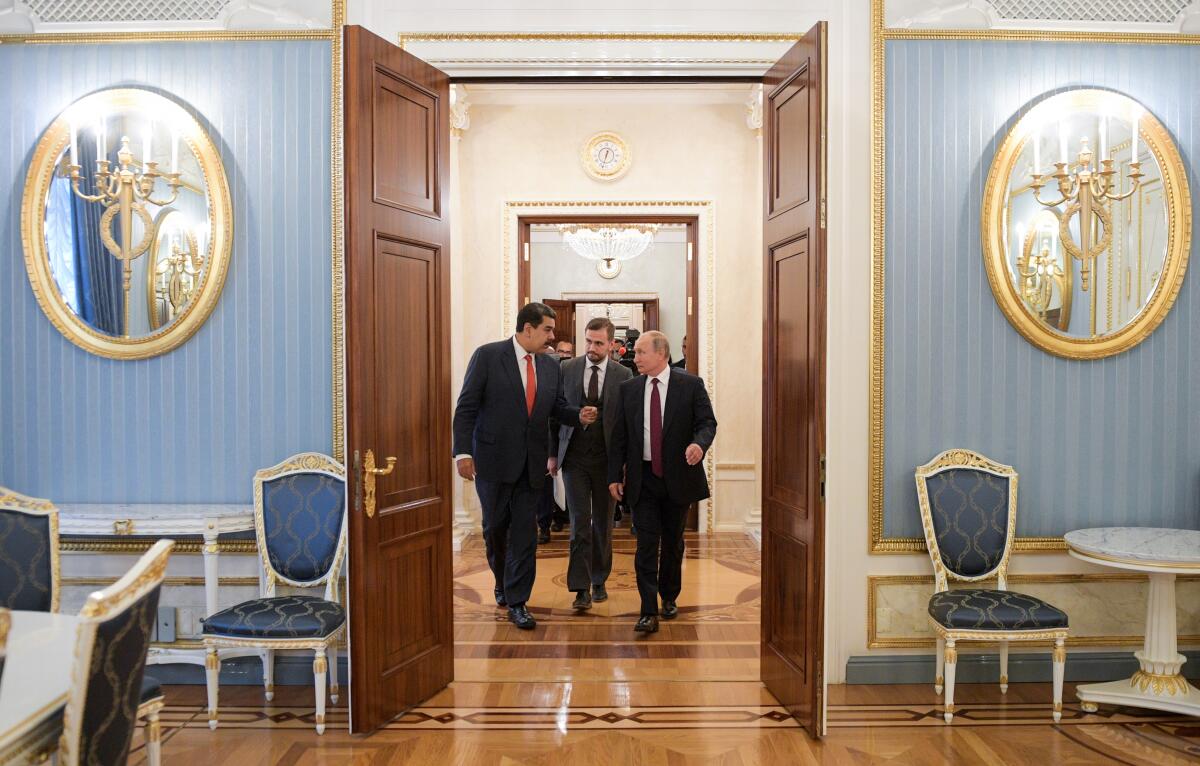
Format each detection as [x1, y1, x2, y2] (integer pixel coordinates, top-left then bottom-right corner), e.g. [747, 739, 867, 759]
[22, 88, 232, 359]
[982, 89, 1191, 359]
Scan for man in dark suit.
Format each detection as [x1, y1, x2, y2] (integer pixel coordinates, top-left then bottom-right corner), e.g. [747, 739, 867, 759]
[608, 330, 716, 633]
[549, 317, 633, 610]
[454, 303, 598, 630]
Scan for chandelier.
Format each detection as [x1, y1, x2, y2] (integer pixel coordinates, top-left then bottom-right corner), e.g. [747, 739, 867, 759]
[559, 224, 658, 266]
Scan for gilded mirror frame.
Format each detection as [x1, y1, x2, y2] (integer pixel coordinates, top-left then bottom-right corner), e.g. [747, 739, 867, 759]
[982, 88, 1191, 360]
[21, 87, 233, 360]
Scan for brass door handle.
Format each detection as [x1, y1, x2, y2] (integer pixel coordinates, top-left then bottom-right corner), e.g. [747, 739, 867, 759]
[363, 449, 397, 518]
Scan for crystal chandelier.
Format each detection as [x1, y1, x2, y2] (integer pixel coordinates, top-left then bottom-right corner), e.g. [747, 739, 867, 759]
[558, 224, 659, 265]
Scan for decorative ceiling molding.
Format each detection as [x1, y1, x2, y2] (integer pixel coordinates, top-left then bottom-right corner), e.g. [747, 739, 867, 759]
[465, 83, 753, 106]
[0, 0, 330, 34]
[886, 0, 1200, 32]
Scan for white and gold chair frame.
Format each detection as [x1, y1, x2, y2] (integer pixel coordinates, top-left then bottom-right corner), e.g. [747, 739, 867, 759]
[0, 487, 61, 613]
[203, 452, 347, 735]
[137, 690, 164, 766]
[916, 449, 1069, 723]
[59, 539, 173, 765]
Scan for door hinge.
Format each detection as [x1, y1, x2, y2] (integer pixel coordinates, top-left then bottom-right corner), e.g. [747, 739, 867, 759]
[819, 454, 826, 504]
[819, 198, 827, 229]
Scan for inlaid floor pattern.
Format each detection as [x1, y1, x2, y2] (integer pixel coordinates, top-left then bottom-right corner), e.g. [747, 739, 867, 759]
[139, 531, 1200, 764]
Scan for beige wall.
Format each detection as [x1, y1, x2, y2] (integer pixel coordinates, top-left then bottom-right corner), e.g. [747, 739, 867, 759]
[450, 87, 763, 533]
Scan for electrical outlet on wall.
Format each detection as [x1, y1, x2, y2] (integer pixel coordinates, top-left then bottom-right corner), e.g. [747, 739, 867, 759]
[157, 607, 176, 643]
[177, 608, 196, 638]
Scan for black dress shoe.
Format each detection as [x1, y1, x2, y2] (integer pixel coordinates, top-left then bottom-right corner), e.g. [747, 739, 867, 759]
[592, 584, 608, 602]
[634, 615, 659, 633]
[494, 588, 507, 607]
[661, 601, 678, 620]
[572, 591, 592, 610]
[508, 605, 536, 630]
[630, 525, 637, 537]
[537, 529, 551, 544]
[551, 520, 564, 532]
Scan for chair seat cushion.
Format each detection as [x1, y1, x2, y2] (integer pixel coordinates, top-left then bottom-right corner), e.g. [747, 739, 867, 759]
[140, 675, 162, 704]
[202, 595, 345, 639]
[928, 589, 1069, 631]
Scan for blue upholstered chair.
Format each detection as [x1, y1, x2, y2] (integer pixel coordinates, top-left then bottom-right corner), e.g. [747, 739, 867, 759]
[59, 539, 173, 765]
[0, 487, 61, 613]
[915, 449, 1070, 723]
[202, 452, 347, 735]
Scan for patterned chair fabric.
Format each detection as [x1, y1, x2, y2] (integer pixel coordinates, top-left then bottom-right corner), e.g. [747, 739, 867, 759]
[76, 584, 161, 765]
[202, 595, 346, 639]
[261, 473, 346, 583]
[923, 468, 1010, 578]
[928, 588, 1069, 631]
[0, 608, 8, 684]
[0, 509, 54, 611]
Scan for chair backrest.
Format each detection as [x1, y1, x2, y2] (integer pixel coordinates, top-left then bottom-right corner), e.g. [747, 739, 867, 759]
[914, 449, 1018, 592]
[0, 607, 9, 685]
[60, 539, 173, 766]
[253, 453, 347, 600]
[0, 487, 60, 612]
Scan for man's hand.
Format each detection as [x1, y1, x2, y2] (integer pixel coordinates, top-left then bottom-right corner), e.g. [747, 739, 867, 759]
[580, 406, 599, 425]
[456, 457, 476, 481]
[609, 482, 624, 501]
[685, 443, 704, 466]
[547, 457, 559, 476]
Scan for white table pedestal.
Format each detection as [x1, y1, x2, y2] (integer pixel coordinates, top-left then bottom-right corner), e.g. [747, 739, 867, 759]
[1066, 527, 1200, 718]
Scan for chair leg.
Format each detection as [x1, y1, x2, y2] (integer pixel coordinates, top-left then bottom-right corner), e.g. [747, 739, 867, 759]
[145, 708, 162, 766]
[1052, 638, 1066, 723]
[999, 640, 1009, 694]
[328, 644, 339, 704]
[935, 637, 945, 695]
[262, 649, 275, 701]
[313, 649, 328, 735]
[943, 640, 957, 724]
[205, 647, 220, 730]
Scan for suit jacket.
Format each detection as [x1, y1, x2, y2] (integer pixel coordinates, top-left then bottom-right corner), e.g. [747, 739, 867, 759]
[550, 356, 633, 466]
[607, 368, 717, 508]
[452, 339, 581, 488]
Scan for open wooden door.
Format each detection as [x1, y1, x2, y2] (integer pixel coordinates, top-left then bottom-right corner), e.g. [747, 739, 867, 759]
[344, 24, 453, 733]
[760, 22, 827, 737]
[542, 299, 575, 346]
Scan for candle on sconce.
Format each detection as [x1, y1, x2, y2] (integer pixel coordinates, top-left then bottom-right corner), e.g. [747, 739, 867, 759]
[1131, 108, 1141, 162]
[1059, 123, 1068, 164]
[1032, 130, 1041, 174]
[142, 123, 153, 167]
[69, 122, 78, 166]
[95, 121, 104, 159]
[170, 130, 179, 174]
[1099, 116, 1107, 159]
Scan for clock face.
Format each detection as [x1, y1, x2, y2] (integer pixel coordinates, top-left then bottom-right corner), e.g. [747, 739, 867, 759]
[582, 132, 630, 180]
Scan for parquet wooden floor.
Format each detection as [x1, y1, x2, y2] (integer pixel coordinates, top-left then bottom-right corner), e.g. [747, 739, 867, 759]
[134, 532, 1200, 765]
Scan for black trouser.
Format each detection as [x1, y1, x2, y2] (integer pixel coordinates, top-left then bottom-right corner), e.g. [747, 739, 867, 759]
[475, 466, 538, 607]
[632, 461, 687, 616]
[563, 458, 615, 592]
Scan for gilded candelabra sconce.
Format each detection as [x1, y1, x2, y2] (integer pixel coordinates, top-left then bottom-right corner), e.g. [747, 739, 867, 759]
[22, 88, 232, 360]
[983, 89, 1190, 359]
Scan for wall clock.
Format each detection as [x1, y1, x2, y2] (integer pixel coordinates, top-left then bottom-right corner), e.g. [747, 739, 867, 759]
[582, 131, 631, 181]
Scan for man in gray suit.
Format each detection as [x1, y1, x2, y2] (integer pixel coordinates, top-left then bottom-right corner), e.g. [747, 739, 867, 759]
[550, 317, 633, 610]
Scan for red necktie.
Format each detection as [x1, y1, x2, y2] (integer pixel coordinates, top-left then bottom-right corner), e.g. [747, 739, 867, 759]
[650, 378, 663, 477]
[524, 354, 536, 416]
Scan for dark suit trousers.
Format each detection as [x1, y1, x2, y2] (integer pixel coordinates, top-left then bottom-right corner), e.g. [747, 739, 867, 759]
[562, 459, 614, 591]
[632, 461, 687, 616]
[474, 467, 538, 606]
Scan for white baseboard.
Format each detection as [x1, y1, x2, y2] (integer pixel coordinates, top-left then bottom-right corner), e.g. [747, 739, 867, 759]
[746, 525, 762, 548]
[451, 524, 474, 552]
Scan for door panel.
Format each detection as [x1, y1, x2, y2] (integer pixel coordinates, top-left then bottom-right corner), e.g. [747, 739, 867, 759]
[542, 298, 574, 346]
[761, 22, 826, 738]
[345, 24, 453, 734]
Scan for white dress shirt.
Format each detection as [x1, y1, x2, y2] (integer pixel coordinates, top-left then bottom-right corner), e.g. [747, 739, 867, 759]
[642, 366, 671, 461]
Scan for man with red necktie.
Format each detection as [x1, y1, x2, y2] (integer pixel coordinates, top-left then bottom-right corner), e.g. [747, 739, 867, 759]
[453, 303, 598, 630]
[608, 331, 717, 634]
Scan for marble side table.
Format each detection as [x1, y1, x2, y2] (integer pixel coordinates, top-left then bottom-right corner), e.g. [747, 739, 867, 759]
[1065, 527, 1200, 717]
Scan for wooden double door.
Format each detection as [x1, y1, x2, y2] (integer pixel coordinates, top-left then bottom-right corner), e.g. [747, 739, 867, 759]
[342, 23, 828, 737]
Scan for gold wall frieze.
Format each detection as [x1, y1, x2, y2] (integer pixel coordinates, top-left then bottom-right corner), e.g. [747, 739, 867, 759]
[398, 32, 805, 47]
[62, 538, 257, 554]
[867, 573, 1200, 649]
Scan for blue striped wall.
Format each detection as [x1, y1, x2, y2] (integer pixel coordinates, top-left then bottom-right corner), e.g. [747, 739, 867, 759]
[884, 40, 1200, 538]
[0, 41, 333, 504]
